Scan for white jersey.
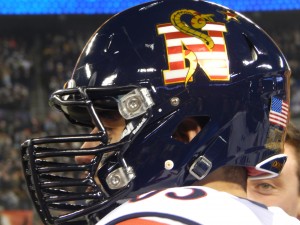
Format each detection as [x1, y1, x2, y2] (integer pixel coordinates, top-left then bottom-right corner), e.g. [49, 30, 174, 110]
[97, 186, 300, 225]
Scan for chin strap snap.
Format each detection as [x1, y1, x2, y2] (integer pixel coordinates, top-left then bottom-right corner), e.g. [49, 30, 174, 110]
[189, 156, 212, 180]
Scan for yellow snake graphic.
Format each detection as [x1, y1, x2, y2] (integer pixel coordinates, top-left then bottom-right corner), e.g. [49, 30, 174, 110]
[170, 9, 215, 50]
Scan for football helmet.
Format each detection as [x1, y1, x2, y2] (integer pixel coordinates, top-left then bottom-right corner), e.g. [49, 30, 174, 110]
[21, 0, 291, 224]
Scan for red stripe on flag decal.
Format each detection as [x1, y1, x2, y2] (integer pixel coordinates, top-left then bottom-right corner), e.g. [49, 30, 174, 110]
[169, 61, 185, 70]
[186, 44, 225, 52]
[167, 46, 184, 54]
[207, 30, 224, 37]
[165, 32, 191, 39]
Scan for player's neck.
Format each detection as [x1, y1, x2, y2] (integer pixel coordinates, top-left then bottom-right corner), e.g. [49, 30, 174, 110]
[194, 166, 247, 198]
[201, 180, 247, 198]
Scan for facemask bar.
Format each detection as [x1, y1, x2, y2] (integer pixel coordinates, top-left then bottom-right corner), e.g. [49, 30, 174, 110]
[21, 86, 155, 224]
[50, 86, 154, 133]
[21, 135, 106, 224]
[21, 125, 136, 224]
[50, 87, 109, 144]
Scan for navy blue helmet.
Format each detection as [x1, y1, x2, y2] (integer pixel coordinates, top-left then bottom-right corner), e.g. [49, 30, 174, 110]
[21, 0, 290, 224]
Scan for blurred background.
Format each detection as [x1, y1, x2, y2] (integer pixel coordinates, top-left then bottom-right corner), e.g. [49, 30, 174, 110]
[0, 0, 299, 224]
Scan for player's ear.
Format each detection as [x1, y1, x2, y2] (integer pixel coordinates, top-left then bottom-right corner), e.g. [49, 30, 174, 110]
[172, 117, 202, 144]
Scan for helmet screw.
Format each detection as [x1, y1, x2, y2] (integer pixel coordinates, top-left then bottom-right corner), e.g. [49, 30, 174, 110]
[110, 175, 121, 186]
[165, 160, 174, 170]
[170, 97, 180, 106]
[127, 97, 141, 112]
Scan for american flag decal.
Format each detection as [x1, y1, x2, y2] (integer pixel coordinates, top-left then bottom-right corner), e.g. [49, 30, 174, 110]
[269, 97, 289, 129]
[157, 21, 229, 85]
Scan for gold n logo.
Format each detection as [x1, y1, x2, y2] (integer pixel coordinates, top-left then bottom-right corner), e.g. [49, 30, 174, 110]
[157, 10, 230, 85]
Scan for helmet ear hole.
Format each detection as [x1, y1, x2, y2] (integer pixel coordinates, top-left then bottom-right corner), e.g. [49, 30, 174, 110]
[172, 116, 210, 144]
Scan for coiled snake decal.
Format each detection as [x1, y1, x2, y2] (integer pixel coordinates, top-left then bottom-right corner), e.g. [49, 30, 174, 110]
[157, 9, 229, 84]
[171, 9, 215, 50]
